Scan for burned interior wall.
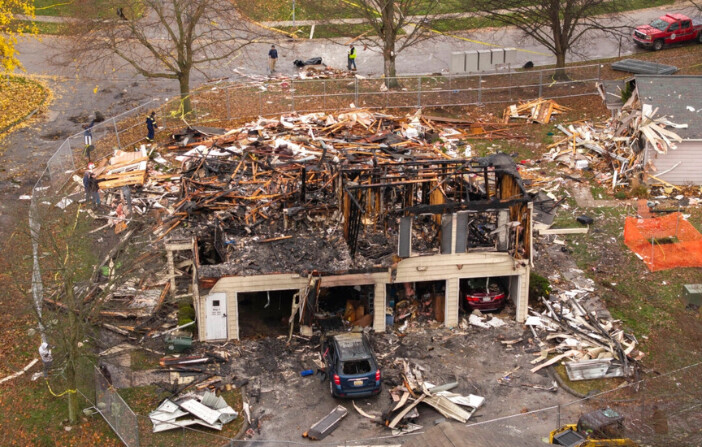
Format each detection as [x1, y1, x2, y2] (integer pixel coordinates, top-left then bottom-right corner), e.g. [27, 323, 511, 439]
[341, 157, 532, 261]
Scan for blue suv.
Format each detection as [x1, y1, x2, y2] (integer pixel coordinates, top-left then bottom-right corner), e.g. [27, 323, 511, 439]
[321, 332, 381, 398]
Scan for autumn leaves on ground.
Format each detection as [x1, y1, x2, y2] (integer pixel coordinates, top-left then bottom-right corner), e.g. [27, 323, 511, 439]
[0, 75, 51, 138]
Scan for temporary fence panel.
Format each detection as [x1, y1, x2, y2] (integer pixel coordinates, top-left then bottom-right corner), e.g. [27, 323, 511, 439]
[95, 367, 140, 447]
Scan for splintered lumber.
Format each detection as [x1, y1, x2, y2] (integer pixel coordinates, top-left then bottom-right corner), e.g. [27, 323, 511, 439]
[538, 227, 589, 235]
[530, 350, 581, 373]
[98, 171, 147, 189]
[503, 98, 570, 124]
[422, 395, 474, 423]
[388, 395, 425, 428]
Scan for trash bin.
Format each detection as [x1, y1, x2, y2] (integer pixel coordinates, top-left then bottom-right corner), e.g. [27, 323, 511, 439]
[683, 284, 702, 309]
[385, 311, 394, 327]
[165, 335, 193, 353]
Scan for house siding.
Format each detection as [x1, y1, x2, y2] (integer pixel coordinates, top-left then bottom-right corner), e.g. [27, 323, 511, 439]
[647, 141, 702, 185]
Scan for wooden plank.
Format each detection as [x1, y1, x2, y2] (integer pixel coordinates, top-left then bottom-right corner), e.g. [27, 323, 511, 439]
[538, 227, 589, 235]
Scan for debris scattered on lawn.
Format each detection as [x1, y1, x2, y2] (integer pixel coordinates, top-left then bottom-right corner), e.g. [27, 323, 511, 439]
[503, 98, 570, 124]
[149, 390, 238, 432]
[545, 95, 684, 190]
[528, 294, 642, 380]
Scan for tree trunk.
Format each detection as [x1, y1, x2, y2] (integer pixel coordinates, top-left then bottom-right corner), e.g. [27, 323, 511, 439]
[381, 0, 399, 89]
[383, 34, 399, 88]
[179, 72, 192, 115]
[66, 309, 79, 424]
[554, 51, 568, 81]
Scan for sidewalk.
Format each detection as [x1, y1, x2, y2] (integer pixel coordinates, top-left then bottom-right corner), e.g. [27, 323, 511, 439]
[260, 10, 495, 27]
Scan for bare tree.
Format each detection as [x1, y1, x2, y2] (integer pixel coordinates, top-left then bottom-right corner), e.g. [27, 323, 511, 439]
[461, 0, 628, 76]
[307, 0, 444, 87]
[65, 0, 258, 113]
[15, 200, 143, 424]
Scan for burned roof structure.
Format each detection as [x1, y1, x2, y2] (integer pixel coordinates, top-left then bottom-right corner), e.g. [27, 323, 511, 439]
[158, 111, 532, 279]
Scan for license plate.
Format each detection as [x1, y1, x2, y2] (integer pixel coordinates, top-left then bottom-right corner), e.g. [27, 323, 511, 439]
[353, 380, 364, 386]
[482, 297, 491, 302]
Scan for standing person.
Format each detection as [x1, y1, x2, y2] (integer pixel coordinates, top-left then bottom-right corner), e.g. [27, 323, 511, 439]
[347, 44, 357, 71]
[268, 45, 278, 74]
[89, 173, 101, 206]
[39, 342, 53, 378]
[83, 168, 94, 204]
[146, 111, 158, 142]
[83, 119, 95, 162]
[83, 119, 94, 146]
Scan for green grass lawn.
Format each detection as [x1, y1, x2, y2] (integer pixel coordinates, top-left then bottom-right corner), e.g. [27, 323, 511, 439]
[33, 0, 74, 17]
[18, 20, 64, 35]
[33, 0, 136, 18]
[236, 0, 675, 36]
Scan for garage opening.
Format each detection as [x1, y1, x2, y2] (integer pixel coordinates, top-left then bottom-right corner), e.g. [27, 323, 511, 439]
[458, 276, 513, 314]
[237, 290, 296, 338]
[316, 285, 375, 332]
[387, 280, 447, 328]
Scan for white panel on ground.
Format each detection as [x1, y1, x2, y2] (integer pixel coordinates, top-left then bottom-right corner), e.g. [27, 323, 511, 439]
[450, 52, 466, 73]
[205, 292, 228, 340]
[465, 51, 479, 73]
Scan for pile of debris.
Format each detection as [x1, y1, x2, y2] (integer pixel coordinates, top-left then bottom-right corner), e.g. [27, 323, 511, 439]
[149, 389, 238, 432]
[303, 357, 485, 440]
[65, 109, 531, 280]
[503, 98, 570, 124]
[544, 101, 684, 190]
[527, 294, 642, 381]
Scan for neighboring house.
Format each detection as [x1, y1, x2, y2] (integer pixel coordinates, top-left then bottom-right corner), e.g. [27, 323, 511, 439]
[636, 75, 702, 185]
[186, 152, 534, 341]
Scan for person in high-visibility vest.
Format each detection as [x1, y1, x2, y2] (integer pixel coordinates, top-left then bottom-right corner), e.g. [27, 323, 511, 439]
[347, 45, 357, 71]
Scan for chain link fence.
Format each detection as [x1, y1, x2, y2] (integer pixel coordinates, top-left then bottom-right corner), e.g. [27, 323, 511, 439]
[184, 64, 603, 128]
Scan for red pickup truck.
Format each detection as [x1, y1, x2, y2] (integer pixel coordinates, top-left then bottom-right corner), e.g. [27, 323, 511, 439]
[633, 13, 702, 51]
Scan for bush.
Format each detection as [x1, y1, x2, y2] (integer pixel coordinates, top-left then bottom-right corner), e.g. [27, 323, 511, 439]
[178, 301, 196, 335]
[529, 271, 551, 302]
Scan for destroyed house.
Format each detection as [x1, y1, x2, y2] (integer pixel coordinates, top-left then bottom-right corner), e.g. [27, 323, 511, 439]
[635, 75, 702, 185]
[162, 113, 533, 341]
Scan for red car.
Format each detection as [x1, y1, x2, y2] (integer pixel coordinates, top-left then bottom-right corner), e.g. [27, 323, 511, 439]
[633, 13, 702, 51]
[460, 278, 507, 312]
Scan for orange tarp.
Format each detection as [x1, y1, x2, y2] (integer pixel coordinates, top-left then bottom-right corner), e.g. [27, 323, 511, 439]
[624, 212, 702, 271]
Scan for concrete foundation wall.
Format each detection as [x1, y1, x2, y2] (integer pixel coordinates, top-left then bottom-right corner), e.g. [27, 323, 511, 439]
[203, 253, 529, 340]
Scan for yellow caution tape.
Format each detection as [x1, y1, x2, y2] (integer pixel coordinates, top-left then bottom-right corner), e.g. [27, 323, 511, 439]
[46, 379, 77, 398]
[425, 27, 549, 56]
[252, 21, 298, 38]
[35, 2, 72, 11]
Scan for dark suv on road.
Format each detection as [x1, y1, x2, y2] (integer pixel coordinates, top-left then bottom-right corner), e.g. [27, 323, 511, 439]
[321, 332, 381, 398]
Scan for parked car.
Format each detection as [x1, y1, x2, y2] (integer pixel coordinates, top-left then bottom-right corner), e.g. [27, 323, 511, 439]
[633, 13, 702, 51]
[321, 332, 381, 398]
[460, 278, 507, 312]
